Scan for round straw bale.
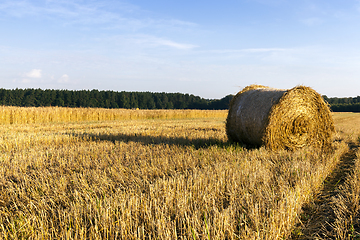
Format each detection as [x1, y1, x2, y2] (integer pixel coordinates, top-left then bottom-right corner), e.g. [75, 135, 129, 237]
[226, 85, 334, 150]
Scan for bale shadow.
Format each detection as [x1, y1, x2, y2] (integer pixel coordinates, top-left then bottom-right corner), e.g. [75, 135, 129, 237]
[68, 132, 244, 150]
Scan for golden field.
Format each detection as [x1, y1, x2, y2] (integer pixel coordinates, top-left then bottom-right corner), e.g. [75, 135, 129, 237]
[0, 107, 359, 239]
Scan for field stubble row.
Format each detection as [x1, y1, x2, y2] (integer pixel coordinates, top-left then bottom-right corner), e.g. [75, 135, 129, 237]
[0, 106, 227, 124]
[0, 108, 358, 239]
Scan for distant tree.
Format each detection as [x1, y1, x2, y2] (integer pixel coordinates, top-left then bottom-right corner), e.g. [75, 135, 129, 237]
[147, 96, 156, 109]
[154, 94, 164, 109]
[129, 93, 138, 109]
[55, 98, 64, 107]
[356, 96, 360, 103]
[118, 92, 130, 108]
[166, 101, 174, 109]
[23, 89, 36, 106]
[63, 91, 73, 107]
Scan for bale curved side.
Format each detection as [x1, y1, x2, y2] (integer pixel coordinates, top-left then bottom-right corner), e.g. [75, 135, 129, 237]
[226, 85, 334, 150]
[226, 85, 286, 146]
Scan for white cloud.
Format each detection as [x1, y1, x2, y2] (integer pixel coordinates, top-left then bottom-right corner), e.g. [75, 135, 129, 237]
[24, 69, 42, 78]
[203, 48, 288, 54]
[241, 48, 288, 53]
[103, 34, 198, 50]
[0, 0, 197, 32]
[58, 74, 69, 83]
[147, 37, 197, 50]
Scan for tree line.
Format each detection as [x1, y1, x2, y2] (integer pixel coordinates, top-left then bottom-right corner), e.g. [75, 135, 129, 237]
[323, 95, 360, 112]
[0, 88, 233, 110]
[0, 88, 358, 112]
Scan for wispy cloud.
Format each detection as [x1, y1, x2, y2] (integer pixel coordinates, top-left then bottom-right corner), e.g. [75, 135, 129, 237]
[100, 34, 198, 50]
[58, 74, 69, 83]
[24, 69, 42, 78]
[139, 36, 197, 50]
[204, 48, 289, 54]
[241, 48, 288, 53]
[0, 0, 197, 31]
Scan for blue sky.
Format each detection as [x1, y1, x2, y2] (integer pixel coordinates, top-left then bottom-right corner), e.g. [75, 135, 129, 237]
[1, 0, 360, 98]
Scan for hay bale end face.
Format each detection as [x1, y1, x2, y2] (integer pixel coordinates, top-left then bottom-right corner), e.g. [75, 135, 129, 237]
[226, 85, 334, 150]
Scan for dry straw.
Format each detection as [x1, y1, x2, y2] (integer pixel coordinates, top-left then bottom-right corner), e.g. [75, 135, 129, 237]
[226, 85, 334, 150]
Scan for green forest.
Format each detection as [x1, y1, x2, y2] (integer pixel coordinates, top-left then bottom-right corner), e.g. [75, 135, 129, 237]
[0, 88, 232, 110]
[0, 88, 358, 112]
[323, 95, 360, 112]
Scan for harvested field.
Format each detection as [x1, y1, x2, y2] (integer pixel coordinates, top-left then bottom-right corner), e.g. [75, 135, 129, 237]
[0, 107, 358, 239]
